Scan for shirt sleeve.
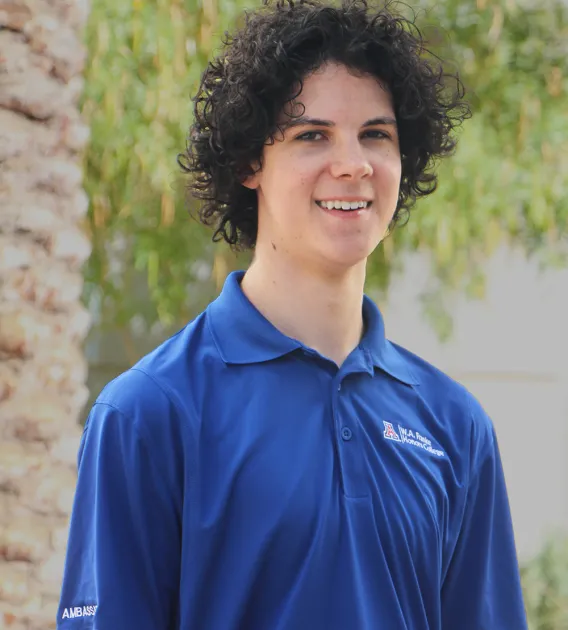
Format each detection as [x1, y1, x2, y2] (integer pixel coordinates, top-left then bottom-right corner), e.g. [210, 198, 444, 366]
[441, 396, 528, 629]
[57, 376, 183, 629]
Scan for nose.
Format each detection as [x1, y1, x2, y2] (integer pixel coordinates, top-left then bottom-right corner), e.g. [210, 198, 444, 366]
[329, 139, 373, 180]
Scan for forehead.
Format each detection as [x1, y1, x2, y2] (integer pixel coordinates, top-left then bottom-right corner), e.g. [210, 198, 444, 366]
[287, 63, 394, 120]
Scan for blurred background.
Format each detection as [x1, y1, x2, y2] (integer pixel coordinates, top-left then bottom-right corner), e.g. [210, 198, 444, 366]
[0, 0, 567, 627]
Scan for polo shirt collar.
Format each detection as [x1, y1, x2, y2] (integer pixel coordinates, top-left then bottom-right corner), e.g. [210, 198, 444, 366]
[360, 294, 420, 386]
[207, 271, 419, 385]
[208, 271, 302, 364]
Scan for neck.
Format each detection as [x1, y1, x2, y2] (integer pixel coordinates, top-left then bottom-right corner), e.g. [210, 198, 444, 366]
[241, 247, 367, 367]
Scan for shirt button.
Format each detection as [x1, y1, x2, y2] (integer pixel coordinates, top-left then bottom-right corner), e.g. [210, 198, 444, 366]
[337, 383, 342, 391]
[341, 427, 353, 441]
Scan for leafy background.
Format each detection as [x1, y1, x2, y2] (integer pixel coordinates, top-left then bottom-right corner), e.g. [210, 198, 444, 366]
[82, 0, 567, 339]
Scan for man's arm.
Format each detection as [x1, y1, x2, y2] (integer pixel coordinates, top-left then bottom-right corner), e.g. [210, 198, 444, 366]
[441, 397, 528, 629]
[57, 377, 182, 629]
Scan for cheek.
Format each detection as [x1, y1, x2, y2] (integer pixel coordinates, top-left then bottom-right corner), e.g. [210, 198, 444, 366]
[289, 153, 323, 183]
[270, 163, 308, 197]
[377, 157, 402, 192]
[293, 164, 315, 188]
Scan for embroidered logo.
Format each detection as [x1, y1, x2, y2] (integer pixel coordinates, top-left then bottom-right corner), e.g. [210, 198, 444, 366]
[383, 421, 445, 457]
[383, 422, 401, 442]
[61, 605, 98, 619]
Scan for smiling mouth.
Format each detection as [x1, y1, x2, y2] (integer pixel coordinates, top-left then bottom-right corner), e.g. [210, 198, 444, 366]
[315, 200, 372, 211]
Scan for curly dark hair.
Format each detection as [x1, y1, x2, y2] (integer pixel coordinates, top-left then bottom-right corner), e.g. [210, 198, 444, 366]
[178, 0, 471, 250]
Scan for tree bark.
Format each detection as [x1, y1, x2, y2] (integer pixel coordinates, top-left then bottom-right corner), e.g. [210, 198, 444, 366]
[0, 1, 91, 627]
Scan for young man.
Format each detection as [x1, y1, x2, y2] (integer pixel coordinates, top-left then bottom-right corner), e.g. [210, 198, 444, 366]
[58, 1, 528, 628]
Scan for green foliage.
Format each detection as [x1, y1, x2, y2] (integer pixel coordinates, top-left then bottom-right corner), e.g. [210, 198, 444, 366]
[82, 0, 250, 328]
[82, 0, 568, 333]
[521, 536, 568, 629]
[368, 0, 568, 337]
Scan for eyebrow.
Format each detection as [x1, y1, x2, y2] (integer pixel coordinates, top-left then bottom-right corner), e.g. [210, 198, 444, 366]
[281, 115, 398, 129]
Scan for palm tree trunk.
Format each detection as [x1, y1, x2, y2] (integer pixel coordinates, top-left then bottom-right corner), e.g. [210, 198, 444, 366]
[0, 1, 91, 627]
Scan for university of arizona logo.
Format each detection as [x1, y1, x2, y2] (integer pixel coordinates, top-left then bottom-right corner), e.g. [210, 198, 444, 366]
[383, 421, 445, 457]
[383, 421, 401, 442]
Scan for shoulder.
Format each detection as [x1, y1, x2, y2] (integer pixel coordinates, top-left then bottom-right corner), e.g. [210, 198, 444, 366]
[90, 310, 215, 445]
[389, 340, 495, 465]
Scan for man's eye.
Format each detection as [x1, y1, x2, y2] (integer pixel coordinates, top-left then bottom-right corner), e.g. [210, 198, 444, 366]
[362, 129, 389, 140]
[296, 131, 325, 141]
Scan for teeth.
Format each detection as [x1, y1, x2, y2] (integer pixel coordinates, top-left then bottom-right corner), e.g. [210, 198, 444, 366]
[318, 200, 369, 210]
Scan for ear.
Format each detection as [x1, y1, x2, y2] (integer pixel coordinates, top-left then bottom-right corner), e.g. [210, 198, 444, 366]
[241, 161, 261, 190]
[241, 174, 259, 190]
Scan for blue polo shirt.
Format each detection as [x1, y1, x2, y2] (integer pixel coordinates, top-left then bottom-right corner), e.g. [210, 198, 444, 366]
[57, 270, 527, 629]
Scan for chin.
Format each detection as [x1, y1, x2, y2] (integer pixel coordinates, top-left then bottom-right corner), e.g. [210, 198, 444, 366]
[321, 242, 377, 272]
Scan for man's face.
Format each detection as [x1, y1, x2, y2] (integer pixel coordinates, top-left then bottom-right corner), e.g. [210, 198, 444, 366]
[246, 62, 402, 274]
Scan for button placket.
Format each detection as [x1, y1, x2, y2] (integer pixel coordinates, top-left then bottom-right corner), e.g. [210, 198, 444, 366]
[332, 377, 368, 499]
